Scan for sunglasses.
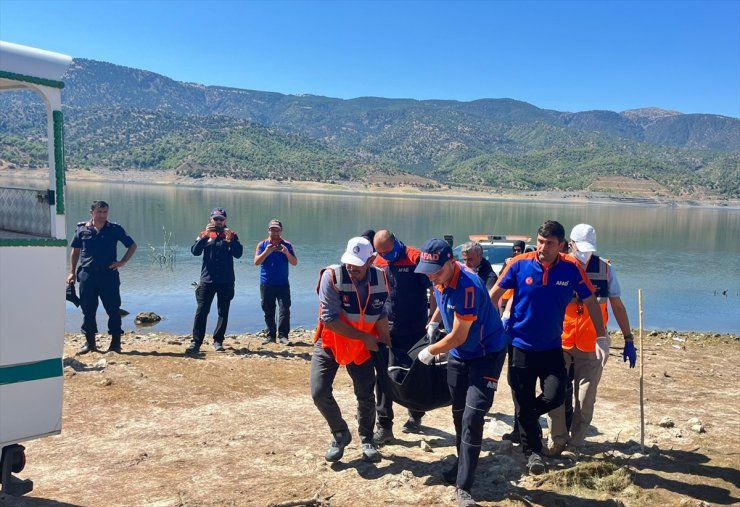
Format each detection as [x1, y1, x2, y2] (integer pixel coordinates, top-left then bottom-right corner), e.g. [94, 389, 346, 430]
[513, 248, 523, 253]
[213, 217, 225, 222]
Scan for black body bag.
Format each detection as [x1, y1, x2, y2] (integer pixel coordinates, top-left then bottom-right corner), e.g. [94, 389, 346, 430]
[384, 333, 451, 412]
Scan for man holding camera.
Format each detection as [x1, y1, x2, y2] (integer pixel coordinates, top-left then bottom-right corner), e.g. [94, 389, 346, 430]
[254, 219, 298, 344]
[186, 207, 243, 355]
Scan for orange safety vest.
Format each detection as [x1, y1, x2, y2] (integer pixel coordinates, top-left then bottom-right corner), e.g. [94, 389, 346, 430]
[313, 264, 389, 366]
[562, 255, 610, 352]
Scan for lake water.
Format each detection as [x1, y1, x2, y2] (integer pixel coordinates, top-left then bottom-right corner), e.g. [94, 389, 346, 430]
[60, 182, 740, 336]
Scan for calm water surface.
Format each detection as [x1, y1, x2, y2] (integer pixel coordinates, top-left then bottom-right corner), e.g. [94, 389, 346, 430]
[61, 182, 740, 335]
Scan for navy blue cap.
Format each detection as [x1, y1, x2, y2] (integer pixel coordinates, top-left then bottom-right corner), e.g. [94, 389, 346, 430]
[415, 238, 454, 274]
[211, 207, 227, 219]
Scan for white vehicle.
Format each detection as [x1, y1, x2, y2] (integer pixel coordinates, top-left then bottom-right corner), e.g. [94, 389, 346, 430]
[0, 41, 72, 496]
[452, 234, 534, 274]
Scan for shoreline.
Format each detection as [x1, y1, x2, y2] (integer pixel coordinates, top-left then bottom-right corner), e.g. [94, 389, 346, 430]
[2, 167, 739, 210]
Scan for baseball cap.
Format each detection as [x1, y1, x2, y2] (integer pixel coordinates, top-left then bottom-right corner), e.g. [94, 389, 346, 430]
[268, 219, 282, 230]
[570, 224, 597, 252]
[210, 207, 227, 219]
[340, 237, 374, 266]
[415, 238, 454, 274]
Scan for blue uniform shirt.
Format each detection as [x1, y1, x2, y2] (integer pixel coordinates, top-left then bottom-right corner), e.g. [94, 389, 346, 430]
[71, 221, 134, 270]
[498, 252, 595, 351]
[434, 262, 506, 360]
[257, 239, 296, 285]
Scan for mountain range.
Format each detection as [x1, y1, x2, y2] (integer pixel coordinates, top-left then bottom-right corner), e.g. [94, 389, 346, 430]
[1, 58, 738, 197]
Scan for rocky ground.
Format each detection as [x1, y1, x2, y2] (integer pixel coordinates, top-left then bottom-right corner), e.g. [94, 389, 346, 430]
[3, 330, 739, 507]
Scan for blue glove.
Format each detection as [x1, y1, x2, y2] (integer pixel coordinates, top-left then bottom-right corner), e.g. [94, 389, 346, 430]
[623, 340, 637, 368]
[501, 316, 510, 333]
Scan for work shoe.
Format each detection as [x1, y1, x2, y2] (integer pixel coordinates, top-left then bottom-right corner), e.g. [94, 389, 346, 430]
[456, 488, 478, 507]
[361, 442, 381, 463]
[372, 426, 394, 446]
[542, 442, 566, 458]
[442, 460, 459, 484]
[561, 446, 580, 461]
[325, 430, 352, 462]
[502, 427, 521, 444]
[106, 334, 122, 353]
[402, 416, 423, 434]
[184, 343, 201, 356]
[527, 452, 547, 475]
[278, 335, 289, 345]
[213, 341, 225, 352]
[78, 343, 98, 354]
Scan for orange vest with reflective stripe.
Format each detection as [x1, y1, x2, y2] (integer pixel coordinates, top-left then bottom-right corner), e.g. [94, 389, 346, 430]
[562, 255, 610, 352]
[314, 265, 389, 366]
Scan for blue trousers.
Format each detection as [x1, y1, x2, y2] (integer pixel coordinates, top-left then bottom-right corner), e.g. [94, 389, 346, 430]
[78, 268, 122, 336]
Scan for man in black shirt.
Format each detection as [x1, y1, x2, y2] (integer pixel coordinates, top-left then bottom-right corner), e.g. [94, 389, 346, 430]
[460, 241, 497, 290]
[186, 207, 244, 355]
[67, 200, 137, 354]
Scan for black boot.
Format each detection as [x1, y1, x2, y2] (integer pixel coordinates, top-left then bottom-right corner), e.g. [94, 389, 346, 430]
[107, 334, 122, 353]
[185, 340, 202, 356]
[79, 334, 98, 354]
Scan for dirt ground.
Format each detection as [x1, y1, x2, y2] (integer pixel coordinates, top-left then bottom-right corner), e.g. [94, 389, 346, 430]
[3, 329, 739, 507]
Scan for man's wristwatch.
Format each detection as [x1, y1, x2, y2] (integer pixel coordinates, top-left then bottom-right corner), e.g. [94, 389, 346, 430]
[624, 333, 634, 342]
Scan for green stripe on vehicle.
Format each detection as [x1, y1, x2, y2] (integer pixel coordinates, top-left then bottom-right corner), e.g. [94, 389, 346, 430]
[0, 70, 65, 89]
[53, 110, 65, 214]
[0, 358, 63, 386]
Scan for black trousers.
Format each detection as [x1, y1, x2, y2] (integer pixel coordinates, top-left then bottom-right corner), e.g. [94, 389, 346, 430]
[192, 282, 235, 344]
[373, 343, 425, 429]
[260, 283, 291, 338]
[509, 346, 567, 455]
[78, 268, 122, 336]
[448, 349, 506, 492]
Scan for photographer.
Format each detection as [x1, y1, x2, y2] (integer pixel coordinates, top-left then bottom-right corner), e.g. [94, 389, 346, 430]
[186, 207, 243, 355]
[254, 219, 298, 344]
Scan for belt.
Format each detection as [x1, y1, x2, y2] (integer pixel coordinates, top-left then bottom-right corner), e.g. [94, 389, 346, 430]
[81, 265, 111, 272]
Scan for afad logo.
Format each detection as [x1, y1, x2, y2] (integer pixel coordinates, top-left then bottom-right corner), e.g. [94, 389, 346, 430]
[420, 251, 440, 262]
[525, 276, 534, 285]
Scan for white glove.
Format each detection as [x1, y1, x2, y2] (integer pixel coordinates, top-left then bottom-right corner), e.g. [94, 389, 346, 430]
[595, 335, 611, 367]
[417, 346, 434, 365]
[426, 321, 440, 341]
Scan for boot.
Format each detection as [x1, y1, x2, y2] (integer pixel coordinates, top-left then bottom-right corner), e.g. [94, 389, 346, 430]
[107, 334, 122, 353]
[79, 334, 97, 354]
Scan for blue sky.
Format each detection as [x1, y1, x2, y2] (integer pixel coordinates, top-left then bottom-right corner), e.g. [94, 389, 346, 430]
[1, 0, 738, 117]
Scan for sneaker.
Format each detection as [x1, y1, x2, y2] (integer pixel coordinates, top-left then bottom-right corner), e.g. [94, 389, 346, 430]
[325, 430, 352, 462]
[527, 452, 547, 475]
[401, 416, 422, 434]
[106, 344, 122, 353]
[262, 335, 276, 344]
[455, 488, 478, 507]
[213, 341, 225, 352]
[361, 442, 381, 463]
[78, 343, 98, 354]
[542, 442, 566, 458]
[277, 335, 289, 345]
[502, 428, 521, 444]
[372, 426, 394, 446]
[442, 460, 458, 484]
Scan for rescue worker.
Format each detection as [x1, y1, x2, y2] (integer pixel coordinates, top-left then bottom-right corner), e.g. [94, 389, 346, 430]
[254, 219, 298, 344]
[460, 241, 497, 290]
[185, 207, 243, 355]
[310, 237, 391, 463]
[545, 224, 636, 458]
[489, 220, 606, 475]
[372, 230, 436, 444]
[415, 239, 507, 507]
[67, 200, 137, 354]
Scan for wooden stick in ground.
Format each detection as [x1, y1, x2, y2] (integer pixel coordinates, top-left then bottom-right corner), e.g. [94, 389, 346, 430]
[639, 288, 645, 453]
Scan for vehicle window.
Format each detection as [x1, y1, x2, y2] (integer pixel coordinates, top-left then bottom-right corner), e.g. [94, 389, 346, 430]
[483, 246, 511, 264]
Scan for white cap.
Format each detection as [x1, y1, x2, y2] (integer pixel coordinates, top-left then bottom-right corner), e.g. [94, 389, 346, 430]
[570, 224, 597, 252]
[340, 237, 374, 266]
